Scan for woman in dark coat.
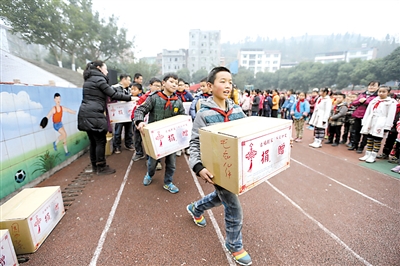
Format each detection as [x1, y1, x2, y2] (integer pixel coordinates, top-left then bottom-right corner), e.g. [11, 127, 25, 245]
[78, 60, 133, 175]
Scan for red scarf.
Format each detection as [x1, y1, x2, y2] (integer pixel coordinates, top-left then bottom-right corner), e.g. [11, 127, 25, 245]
[317, 97, 322, 105]
[396, 103, 400, 114]
[157, 92, 178, 110]
[176, 91, 187, 102]
[296, 99, 304, 112]
[203, 93, 211, 98]
[210, 108, 233, 122]
[373, 100, 383, 110]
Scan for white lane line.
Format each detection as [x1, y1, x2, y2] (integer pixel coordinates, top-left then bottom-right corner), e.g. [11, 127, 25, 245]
[291, 158, 400, 214]
[266, 180, 373, 266]
[90, 157, 134, 266]
[184, 155, 236, 266]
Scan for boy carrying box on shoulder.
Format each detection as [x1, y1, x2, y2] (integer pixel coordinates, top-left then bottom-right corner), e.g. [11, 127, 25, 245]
[187, 66, 252, 266]
[134, 73, 186, 193]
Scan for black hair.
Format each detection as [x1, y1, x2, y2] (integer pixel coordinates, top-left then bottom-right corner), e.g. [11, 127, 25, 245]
[207, 66, 231, 84]
[245, 89, 250, 95]
[83, 60, 104, 81]
[379, 85, 391, 92]
[163, 73, 178, 82]
[368, 80, 380, 87]
[255, 89, 260, 94]
[129, 83, 143, 91]
[321, 87, 330, 94]
[337, 93, 346, 98]
[298, 91, 306, 96]
[149, 77, 161, 85]
[272, 89, 278, 94]
[185, 81, 190, 86]
[134, 73, 142, 80]
[178, 78, 186, 84]
[200, 77, 207, 83]
[119, 74, 131, 81]
[54, 93, 61, 98]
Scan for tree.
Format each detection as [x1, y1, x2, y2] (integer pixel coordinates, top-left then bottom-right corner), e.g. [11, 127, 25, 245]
[177, 68, 191, 83]
[191, 69, 208, 84]
[0, 0, 68, 67]
[381, 47, 400, 82]
[232, 67, 254, 90]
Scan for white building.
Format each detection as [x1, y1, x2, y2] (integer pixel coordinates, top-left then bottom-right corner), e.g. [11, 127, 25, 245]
[161, 49, 187, 74]
[238, 49, 281, 75]
[315, 47, 377, 64]
[188, 29, 221, 74]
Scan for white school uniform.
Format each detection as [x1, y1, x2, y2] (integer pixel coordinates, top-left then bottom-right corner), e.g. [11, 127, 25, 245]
[360, 96, 397, 138]
[309, 95, 332, 129]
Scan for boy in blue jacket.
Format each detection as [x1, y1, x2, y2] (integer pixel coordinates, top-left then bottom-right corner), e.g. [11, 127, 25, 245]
[187, 66, 252, 266]
[290, 91, 310, 142]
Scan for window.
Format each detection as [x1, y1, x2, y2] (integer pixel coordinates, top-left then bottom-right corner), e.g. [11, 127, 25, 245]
[273, 61, 277, 64]
[274, 54, 279, 57]
[361, 51, 368, 55]
[257, 54, 262, 58]
[175, 58, 177, 62]
[201, 43, 204, 47]
[249, 54, 256, 59]
[257, 60, 261, 64]
[243, 54, 248, 58]
[265, 54, 270, 57]
[249, 60, 255, 66]
[242, 60, 247, 64]
[169, 58, 172, 62]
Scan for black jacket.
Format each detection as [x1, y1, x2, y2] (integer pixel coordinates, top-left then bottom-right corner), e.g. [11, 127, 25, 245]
[77, 70, 131, 132]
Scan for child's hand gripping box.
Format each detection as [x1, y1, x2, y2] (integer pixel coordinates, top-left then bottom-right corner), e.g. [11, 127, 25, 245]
[199, 117, 292, 195]
[0, 186, 65, 254]
[141, 115, 192, 159]
[0, 229, 19, 266]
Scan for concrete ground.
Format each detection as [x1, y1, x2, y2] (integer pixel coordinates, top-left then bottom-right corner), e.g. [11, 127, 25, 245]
[16, 126, 400, 266]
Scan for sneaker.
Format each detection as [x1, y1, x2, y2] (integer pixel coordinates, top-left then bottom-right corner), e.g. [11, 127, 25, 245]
[225, 244, 252, 266]
[65, 152, 70, 156]
[186, 203, 206, 227]
[53, 141, 57, 151]
[390, 165, 400, 173]
[163, 183, 179, 193]
[132, 153, 146, 161]
[143, 173, 152, 186]
[156, 162, 162, 170]
[356, 148, 364, 154]
[185, 148, 190, 155]
[339, 140, 346, 144]
[176, 150, 182, 157]
[114, 147, 121, 154]
[97, 165, 116, 175]
[331, 143, 338, 147]
[388, 156, 398, 164]
[295, 138, 302, 142]
[376, 153, 389, 159]
[125, 144, 135, 151]
[325, 141, 333, 144]
[307, 126, 314, 130]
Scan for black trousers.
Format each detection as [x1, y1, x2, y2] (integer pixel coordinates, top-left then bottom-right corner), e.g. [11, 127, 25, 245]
[350, 118, 367, 148]
[271, 110, 278, 118]
[329, 125, 342, 143]
[87, 130, 107, 166]
[382, 130, 397, 156]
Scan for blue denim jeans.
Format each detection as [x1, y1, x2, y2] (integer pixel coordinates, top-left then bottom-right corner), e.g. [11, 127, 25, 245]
[147, 153, 176, 184]
[193, 185, 243, 252]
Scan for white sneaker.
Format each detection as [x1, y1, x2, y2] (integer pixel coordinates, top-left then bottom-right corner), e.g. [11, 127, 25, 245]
[309, 139, 321, 148]
[309, 139, 317, 147]
[366, 152, 377, 163]
[176, 150, 182, 157]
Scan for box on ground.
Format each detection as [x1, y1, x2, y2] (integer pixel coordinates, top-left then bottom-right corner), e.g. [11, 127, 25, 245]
[0, 186, 65, 254]
[0, 229, 19, 266]
[199, 117, 292, 195]
[141, 115, 192, 159]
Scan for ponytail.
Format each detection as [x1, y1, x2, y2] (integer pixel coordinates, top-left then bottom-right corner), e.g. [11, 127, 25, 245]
[83, 60, 104, 80]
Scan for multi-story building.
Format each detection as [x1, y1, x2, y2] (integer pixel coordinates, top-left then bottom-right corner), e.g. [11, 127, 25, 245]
[238, 49, 281, 75]
[161, 49, 188, 74]
[188, 29, 221, 74]
[314, 46, 377, 64]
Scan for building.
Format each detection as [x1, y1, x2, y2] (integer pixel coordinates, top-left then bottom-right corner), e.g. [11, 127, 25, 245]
[188, 29, 221, 74]
[161, 49, 188, 74]
[280, 62, 299, 69]
[314, 46, 377, 64]
[238, 49, 281, 75]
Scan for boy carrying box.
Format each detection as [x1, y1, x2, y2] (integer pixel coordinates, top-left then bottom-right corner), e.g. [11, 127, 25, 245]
[134, 73, 186, 193]
[187, 67, 252, 266]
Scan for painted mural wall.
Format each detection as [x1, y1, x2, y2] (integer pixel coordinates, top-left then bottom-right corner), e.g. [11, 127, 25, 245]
[0, 84, 89, 200]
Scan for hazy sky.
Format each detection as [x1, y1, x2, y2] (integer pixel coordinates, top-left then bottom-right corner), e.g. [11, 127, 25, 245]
[92, 0, 400, 58]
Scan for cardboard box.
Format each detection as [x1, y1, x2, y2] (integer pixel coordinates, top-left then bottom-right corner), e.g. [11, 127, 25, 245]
[0, 186, 65, 254]
[0, 229, 19, 266]
[105, 135, 113, 156]
[199, 117, 292, 195]
[141, 115, 192, 159]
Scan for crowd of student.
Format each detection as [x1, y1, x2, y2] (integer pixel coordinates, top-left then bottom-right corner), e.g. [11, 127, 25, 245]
[236, 82, 400, 172]
[76, 60, 397, 266]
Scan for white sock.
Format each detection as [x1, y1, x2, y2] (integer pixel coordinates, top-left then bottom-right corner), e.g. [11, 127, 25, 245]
[64, 145, 68, 153]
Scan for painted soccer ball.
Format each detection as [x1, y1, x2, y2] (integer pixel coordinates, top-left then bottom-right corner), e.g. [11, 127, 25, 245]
[15, 169, 26, 183]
